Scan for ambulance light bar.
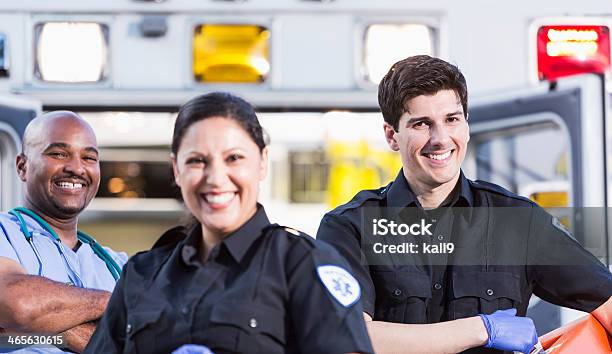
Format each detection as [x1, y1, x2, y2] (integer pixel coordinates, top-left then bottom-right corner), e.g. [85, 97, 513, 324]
[35, 22, 109, 83]
[363, 24, 434, 84]
[193, 24, 270, 83]
[537, 25, 610, 81]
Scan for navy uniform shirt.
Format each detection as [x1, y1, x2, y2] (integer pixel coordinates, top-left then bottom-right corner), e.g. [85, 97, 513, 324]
[85, 205, 373, 354]
[317, 170, 612, 353]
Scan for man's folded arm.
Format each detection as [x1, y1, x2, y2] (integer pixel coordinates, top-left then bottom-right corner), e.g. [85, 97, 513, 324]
[363, 312, 488, 354]
[59, 322, 97, 354]
[0, 256, 111, 333]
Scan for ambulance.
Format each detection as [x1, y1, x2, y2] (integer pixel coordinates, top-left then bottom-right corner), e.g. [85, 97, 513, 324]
[0, 0, 609, 333]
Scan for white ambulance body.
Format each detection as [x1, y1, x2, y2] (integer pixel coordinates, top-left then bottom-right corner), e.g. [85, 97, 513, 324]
[0, 0, 609, 332]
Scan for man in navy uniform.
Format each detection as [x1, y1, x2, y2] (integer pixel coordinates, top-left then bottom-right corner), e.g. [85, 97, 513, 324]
[317, 55, 612, 353]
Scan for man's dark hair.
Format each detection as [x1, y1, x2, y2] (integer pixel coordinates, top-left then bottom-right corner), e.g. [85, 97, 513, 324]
[378, 55, 468, 130]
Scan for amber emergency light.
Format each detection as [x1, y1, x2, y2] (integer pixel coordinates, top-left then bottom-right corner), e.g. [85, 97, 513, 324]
[193, 24, 270, 83]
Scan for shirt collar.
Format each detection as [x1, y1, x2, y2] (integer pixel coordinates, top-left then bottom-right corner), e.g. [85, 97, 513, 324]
[180, 225, 200, 266]
[180, 204, 271, 266]
[386, 169, 473, 208]
[387, 169, 419, 208]
[222, 204, 270, 263]
[456, 170, 474, 207]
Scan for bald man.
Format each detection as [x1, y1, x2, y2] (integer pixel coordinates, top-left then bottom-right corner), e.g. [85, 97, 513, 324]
[0, 111, 127, 353]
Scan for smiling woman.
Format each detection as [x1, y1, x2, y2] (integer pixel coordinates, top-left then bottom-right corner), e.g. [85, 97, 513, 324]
[84, 92, 374, 354]
[169, 94, 268, 259]
[172, 117, 266, 257]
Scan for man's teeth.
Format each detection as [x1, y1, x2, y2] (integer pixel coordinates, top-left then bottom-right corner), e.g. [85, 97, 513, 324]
[205, 192, 234, 204]
[57, 182, 83, 189]
[428, 151, 452, 160]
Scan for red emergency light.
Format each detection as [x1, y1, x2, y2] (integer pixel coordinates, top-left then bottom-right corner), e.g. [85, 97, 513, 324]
[537, 25, 610, 81]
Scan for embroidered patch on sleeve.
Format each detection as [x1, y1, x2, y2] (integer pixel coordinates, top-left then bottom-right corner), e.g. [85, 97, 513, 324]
[316, 265, 361, 307]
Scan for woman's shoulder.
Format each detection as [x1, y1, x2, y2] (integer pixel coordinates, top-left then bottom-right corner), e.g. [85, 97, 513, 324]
[265, 224, 343, 260]
[265, 224, 315, 246]
[125, 226, 187, 274]
[151, 225, 189, 249]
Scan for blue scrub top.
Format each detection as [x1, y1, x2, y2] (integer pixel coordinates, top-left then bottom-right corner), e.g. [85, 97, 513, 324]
[0, 212, 128, 354]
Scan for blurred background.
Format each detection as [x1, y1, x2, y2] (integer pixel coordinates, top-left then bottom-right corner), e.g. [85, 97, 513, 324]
[0, 0, 608, 248]
[1, 0, 612, 332]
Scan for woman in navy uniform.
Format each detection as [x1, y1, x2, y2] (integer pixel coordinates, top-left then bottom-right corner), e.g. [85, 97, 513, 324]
[85, 92, 373, 354]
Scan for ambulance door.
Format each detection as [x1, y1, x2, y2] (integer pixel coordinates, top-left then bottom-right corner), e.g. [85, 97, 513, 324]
[464, 74, 607, 333]
[0, 95, 40, 211]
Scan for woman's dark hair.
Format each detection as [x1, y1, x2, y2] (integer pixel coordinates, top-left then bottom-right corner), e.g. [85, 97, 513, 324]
[172, 92, 267, 154]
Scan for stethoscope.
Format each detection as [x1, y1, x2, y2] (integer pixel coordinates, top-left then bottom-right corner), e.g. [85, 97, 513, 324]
[8, 207, 121, 283]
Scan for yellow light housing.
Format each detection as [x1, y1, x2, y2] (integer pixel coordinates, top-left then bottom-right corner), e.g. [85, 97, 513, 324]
[193, 24, 270, 83]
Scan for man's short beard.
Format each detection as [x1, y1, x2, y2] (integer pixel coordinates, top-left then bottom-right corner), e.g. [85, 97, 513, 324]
[51, 199, 86, 217]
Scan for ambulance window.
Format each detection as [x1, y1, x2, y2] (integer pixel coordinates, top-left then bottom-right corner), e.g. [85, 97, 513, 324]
[465, 121, 569, 207]
[289, 149, 329, 203]
[96, 150, 179, 199]
[82, 149, 181, 256]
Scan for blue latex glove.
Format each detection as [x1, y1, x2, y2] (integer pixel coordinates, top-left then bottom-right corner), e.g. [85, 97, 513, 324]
[171, 344, 214, 354]
[479, 308, 538, 354]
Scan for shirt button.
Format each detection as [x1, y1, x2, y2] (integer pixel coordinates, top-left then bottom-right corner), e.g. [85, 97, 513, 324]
[486, 289, 494, 296]
[181, 306, 189, 315]
[438, 235, 444, 241]
[126, 324, 132, 334]
[249, 318, 258, 328]
[433, 283, 442, 290]
[393, 288, 402, 296]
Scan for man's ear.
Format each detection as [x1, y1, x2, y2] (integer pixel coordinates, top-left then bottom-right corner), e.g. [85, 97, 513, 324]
[16, 154, 27, 181]
[465, 112, 470, 143]
[383, 122, 400, 151]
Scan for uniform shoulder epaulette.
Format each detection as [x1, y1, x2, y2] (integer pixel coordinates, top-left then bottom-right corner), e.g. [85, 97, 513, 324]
[471, 180, 534, 205]
[330, 182, 391, 214]
[267, 224, 317, 246]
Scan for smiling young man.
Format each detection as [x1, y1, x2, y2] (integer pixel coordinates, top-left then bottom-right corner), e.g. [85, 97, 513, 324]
[0, 111, 127, 353]
[317, 55, 612, 353]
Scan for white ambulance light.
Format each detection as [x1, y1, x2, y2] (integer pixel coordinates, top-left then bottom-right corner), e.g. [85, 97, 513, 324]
[364, 24, 434, 84]
[36, 22, 108, 83]
[546, 29, 599, 57]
